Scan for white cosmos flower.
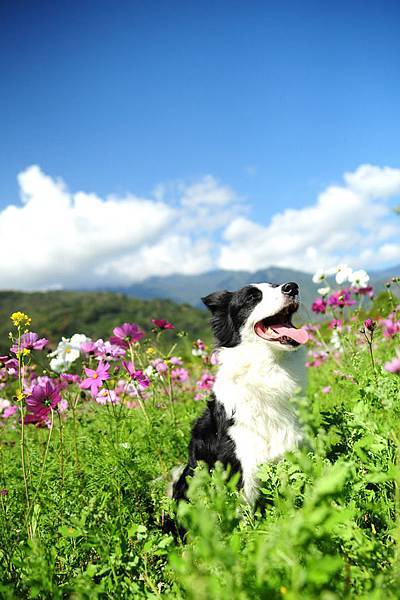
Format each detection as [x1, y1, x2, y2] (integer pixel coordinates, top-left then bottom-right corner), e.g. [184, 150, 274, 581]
[49, 333, 91, 372]
[318, 286, 331, 296]
[349, 269, 370, 289]
[312, 267, 336, 283]
[330, 330, 343, 352]
[0, 398, 11, 412]
[335, 264, 353, 285]
[49, 355, 69, 373]
[312, 269, 328, 283]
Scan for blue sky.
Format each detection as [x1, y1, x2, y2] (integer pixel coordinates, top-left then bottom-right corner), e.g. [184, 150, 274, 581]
[0, 0, 399, 288]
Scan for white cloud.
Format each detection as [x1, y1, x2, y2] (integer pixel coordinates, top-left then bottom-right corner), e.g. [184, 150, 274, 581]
[218, 164, 400, 273]
[0, 166, 238, 289]
[0, 163, 399, 291]
[344, 164, 400, 198]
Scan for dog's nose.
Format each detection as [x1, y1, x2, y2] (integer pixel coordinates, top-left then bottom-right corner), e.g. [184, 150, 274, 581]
[281, 282, 299, 297]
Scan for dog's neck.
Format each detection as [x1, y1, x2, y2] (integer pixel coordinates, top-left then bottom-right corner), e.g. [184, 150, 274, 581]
[213, 341, 306, 421]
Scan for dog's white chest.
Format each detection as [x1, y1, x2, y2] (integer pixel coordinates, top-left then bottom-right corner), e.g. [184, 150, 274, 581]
[214, 343, 305, 504]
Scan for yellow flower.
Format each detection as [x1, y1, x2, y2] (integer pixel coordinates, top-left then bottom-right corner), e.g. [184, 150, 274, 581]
[146, 347, 156, 356]
[16, 390, 25, 402]
[10, 312, 31, 328]
[280, 587, 288, 595]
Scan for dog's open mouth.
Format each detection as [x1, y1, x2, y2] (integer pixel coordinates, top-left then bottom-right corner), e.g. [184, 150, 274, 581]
[254, 302, 309, 346]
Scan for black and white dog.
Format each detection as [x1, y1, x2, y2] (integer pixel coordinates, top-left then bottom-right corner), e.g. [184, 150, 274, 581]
[172, 281, 309, 505]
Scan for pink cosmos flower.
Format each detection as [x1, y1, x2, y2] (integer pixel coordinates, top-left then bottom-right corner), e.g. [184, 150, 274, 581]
[2, 405, 17, 419]
[356, 285, 374, 298]
[169, 356, 183, 366]
[94, 339, 126, 361]
[381, 318, 400, 338]
[171, 368, 189, 383]
[151, 319, 175, 330]
[384, 353, 400, 374]
[328, 319, 343, 330]
[60, 373, 81, 385]
[58, 398, 69, 413]
[10, 332, 48, 354]
[311, 298, 327, 314]
[80, 361, 110, 396]
[196, 371, 215, 390]
[327, 289, 356, 308]
[95, 388, 119, 404]
[152, 358, 168, 374]
[322, 386, 331, 394]
[25, 381, 63, 424]
[122, 361, 150, 389]
[109, 323, 144, 349]
[364, 319, 376, 332]
[210, 351, 220, 365]
[306, 351, 328, 368]
[80, 341, 97, 355]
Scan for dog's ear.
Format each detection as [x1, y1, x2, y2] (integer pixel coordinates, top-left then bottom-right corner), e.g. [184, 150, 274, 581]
[201, 290, 233, 314]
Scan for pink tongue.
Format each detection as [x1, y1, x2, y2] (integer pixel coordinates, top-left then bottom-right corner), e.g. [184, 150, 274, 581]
[271, 325, 309, 344]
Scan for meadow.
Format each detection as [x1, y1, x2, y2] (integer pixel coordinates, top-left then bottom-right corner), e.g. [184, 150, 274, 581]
[0, 270, 399, 599]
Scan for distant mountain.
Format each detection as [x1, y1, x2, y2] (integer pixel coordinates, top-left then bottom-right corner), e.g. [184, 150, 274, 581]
[111, 264, 400, 309]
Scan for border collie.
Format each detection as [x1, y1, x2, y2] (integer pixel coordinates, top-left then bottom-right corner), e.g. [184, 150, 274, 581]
[172, 281, 309, 505]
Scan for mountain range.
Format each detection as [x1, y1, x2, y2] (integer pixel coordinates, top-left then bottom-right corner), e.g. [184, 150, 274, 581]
[107, 265, 400, 310]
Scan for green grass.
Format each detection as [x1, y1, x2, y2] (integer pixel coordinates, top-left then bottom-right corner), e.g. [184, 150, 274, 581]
[0, 294, 399, 598]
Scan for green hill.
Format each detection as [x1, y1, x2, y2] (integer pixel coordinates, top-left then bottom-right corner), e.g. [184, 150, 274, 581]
[0, 291, 209, 354]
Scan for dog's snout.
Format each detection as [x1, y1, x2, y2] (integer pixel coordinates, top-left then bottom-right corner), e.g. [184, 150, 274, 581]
[281, 282, 299, 297]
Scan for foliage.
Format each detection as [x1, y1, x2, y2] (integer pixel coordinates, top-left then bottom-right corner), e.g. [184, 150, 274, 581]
[0, 290, 210, 354]
[0, 282, 399, 598]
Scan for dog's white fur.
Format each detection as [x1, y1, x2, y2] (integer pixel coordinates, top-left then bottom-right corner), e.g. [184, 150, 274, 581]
[212, 283, 306, 503]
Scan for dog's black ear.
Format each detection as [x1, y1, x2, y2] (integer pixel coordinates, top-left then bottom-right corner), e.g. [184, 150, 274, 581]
[201, 290, 233, 314]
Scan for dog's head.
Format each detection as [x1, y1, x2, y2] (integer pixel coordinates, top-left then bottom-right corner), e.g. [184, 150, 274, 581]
[202, 282, 309, 351]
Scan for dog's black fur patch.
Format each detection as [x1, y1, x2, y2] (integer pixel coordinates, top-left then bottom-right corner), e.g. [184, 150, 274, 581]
[172, 394, 242, 502]
[201, 285, 263, 348]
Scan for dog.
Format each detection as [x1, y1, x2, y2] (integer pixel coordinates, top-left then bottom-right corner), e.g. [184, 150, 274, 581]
[172, 281, 309, 506]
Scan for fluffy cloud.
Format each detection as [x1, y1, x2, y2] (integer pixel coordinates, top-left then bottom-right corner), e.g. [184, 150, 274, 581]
[0, 166, 238, 289]
[218, 164, 400, 273]
[0, 163, 399, 290]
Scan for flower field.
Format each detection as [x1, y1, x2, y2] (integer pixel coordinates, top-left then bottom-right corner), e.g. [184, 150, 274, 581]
[0, 270, 400, 599]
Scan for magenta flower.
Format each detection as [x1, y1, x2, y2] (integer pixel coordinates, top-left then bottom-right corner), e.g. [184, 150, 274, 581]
[80, 341, 97, 355]
[94, 339, 126, 360]
[110, 323, 144, 349]
[306, 351, 328, 368]
[25, 381, 63, 424]
[385, 353, 400, 374]
[311, 298, 327, 314]
[151, 319, 175, 330]
[364, 318, 376, 332]
[122, 361, 150, 389]
[80, 361, 110, 396]
[60, 373, 81, 385]
[95, 388, 119, 404]
[322, 386, 331, 394]
[11, 332, 48, 354]
[356, 285, 374, 298]
[171, 368, 189, 383]
[210, 351, 220, 365]
[169, 356, 183, 366]
[152, 358, 168, 374]
[327, 289, 356, 308]
[381, 318, 400, 338]
[196, 371, 215, 390]
[2, 405, 17, 419]
[328, 319, 343, 330]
